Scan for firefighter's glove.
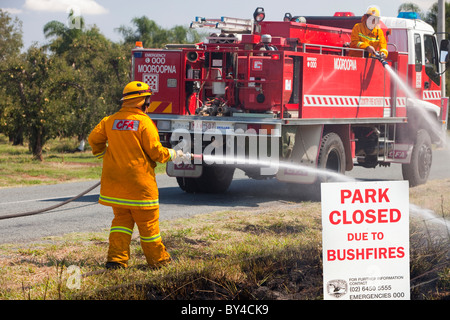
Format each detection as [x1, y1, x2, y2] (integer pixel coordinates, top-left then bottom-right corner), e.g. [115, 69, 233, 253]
[173, 150, 192, 164]
[366, 46, 377, 56]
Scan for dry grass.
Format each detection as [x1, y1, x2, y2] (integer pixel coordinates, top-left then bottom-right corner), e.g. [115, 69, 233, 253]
[408, 179, 450, 299]
[0, 203, 324, 300]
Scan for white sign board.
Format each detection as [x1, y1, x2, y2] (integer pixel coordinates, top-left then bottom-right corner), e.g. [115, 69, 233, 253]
[321, 181, 410, 300]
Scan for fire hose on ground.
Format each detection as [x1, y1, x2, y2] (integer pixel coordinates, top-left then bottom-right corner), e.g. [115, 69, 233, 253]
[0, 181, 101, 221]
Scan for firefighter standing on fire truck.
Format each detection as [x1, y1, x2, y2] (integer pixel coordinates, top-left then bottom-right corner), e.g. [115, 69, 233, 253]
[88, 81, 189, 269]
[349, 5, 388, 58]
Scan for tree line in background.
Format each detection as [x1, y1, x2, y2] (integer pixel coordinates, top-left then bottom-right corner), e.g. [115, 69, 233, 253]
[0, 3, 449, 160]
[0, 10, 204, 160]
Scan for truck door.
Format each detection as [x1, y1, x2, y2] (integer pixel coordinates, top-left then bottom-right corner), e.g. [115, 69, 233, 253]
[423, 34, 442, 106]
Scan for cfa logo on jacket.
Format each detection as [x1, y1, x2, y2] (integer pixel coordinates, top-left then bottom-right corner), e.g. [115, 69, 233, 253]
[112, 120, 139, 131]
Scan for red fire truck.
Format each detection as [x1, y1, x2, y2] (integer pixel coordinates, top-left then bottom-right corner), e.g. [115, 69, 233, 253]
[131, 8, 449, 193]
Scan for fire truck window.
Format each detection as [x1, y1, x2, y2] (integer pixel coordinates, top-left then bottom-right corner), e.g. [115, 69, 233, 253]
[388, 29, 408, 52]
[414, 33, 422, 72]
[424, 34, 440, 86]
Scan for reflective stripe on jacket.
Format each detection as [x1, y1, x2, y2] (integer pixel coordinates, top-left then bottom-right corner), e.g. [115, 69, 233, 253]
[88, 102, 176, 209]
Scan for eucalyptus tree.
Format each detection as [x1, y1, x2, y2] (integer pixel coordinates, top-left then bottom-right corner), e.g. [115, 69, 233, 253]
[1, 46, 76, 160]
[60, 29, 130, 148]
[0, 9, 23, 145]
[43, 11, 130, 151]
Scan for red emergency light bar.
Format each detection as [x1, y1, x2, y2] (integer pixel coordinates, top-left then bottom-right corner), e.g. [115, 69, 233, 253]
[334, 12, 355, 17]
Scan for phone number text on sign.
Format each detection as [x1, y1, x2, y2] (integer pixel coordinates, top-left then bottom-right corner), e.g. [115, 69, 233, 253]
[347, 276, 407, 299]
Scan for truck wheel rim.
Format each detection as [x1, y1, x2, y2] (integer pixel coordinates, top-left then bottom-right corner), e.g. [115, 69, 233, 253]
[326, 149, 341, 172]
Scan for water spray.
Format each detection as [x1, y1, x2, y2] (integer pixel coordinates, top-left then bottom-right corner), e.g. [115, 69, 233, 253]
[201, 154, 355, 183]
[375, 52, 447, 145]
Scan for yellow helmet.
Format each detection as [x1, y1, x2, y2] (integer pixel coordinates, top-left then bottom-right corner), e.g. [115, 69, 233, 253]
[121, 81, 152, 101]
[366, 5, 381, 17]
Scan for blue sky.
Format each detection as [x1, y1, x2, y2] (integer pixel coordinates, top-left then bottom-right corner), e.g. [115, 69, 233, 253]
[0, 0, 437, 49]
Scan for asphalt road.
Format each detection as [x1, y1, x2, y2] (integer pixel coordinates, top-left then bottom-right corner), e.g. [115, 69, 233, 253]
[1, 147, 449, 244]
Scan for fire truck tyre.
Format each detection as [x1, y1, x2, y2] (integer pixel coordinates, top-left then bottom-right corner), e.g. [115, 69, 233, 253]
[317, 132, 346, 181]
[402, 129, 432, 187]
[176, 177, 200, 193]
[197, 166, 235, 193]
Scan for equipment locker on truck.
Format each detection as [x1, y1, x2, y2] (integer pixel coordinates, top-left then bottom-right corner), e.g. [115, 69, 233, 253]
[130, 8, 449, 194]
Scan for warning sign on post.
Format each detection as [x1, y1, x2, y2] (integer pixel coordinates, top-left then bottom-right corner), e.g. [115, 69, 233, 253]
[321, 181, 410, 300]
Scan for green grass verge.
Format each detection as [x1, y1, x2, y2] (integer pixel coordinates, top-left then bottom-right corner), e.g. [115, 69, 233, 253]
[0, 135, 166, 188]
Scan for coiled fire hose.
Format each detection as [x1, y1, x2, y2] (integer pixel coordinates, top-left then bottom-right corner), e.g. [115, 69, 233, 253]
[0, 181, 101, 221]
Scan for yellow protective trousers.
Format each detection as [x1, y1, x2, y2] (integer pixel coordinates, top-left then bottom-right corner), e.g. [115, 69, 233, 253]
[107, 207, 170, 268]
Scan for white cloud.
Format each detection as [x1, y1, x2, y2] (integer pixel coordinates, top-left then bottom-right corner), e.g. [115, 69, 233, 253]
[1, 8, 24, 14]
[23, 0, 108, 15]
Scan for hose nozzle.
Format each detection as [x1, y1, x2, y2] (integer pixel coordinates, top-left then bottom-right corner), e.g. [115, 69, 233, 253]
[173, 152, 203, 165]
[191, 154, 203, 163]
[373, 52, 388, 67]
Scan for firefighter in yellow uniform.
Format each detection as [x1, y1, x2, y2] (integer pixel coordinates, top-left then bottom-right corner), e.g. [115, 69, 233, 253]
[88, 81, 189, 269]
[349, 6, 388, 59]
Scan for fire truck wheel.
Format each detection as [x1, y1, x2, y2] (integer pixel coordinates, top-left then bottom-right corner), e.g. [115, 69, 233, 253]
[176, 177, 200, 193]
[176, 166, 235, 193]
[402, 129, 432, 187]
[317, 132, 346, 180]
[197, 165, 235, 193]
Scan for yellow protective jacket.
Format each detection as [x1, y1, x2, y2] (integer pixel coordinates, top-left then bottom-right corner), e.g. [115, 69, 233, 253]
[88, 100, 176, 209]
[349, 16, 388, 58]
